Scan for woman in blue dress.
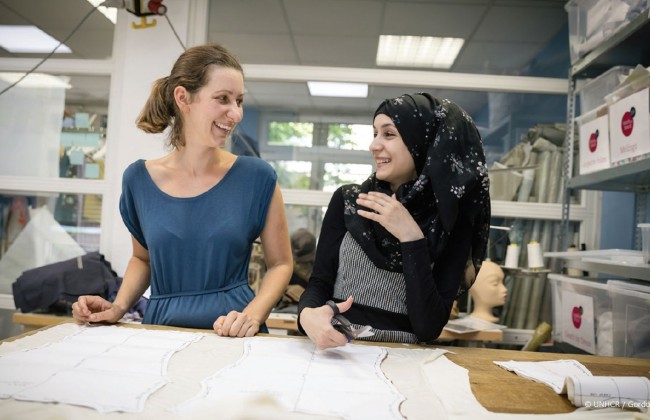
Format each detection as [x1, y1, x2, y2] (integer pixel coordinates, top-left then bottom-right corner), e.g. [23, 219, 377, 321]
[72, 44, 293, 336]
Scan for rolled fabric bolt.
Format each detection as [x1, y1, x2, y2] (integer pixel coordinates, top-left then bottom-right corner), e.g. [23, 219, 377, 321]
[527, 241, 544, 269]
[504, 244, 520, 268]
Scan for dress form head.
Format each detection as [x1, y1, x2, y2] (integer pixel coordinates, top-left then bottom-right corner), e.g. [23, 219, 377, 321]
[469, 260, 507, 323]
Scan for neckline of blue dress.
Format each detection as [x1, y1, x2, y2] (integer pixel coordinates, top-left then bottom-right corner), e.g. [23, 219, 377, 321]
[138, 156, 241, 201]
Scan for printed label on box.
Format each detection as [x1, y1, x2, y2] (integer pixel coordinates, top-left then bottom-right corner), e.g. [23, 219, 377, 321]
[561, 290, 596, 354]
[609, 88, 650, 165]
[579, 115, 610, 174]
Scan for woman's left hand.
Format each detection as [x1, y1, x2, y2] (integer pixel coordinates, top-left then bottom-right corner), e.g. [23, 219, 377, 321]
[356, 192, 424, 242]
[213, 311, 260, 337]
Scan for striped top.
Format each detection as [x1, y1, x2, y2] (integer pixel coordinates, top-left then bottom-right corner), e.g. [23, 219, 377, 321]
[298, 186, 473, 344]
[334, 232, 416, 343]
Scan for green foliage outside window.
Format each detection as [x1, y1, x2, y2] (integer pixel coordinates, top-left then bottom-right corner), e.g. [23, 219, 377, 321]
[267, 121, 371, 191]
[268, 122, 313, 147]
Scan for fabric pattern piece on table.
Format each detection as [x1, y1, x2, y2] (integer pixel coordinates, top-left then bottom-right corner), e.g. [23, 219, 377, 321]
[493, 359, 593, 394]
[176, 336, 405, 420]
[0, 325, 203, 413]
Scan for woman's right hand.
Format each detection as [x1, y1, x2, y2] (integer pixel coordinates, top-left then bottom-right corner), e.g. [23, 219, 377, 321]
[72, 295, 124, 324]
[300, 296, 353, 350]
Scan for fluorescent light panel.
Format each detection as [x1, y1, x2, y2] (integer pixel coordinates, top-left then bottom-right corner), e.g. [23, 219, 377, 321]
[308, 81, 368, 98]
[376, 35, 464, 69]
[0, 25, 71, 53]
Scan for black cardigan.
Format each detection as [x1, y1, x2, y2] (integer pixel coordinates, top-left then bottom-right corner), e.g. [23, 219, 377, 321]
[297, 187, 472, 342]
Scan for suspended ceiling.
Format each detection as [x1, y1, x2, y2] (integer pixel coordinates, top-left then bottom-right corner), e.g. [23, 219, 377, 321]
[0, 0, 569, 119]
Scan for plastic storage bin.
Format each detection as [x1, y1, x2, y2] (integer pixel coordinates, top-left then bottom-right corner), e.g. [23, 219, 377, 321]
[640, 223, 650, 264]
[550, 274, 612, 355]
[604, 67, 650, 104]
[578, 65, 632, 115]
[609, 284, 650, 358]
[565, 0, 636, 64]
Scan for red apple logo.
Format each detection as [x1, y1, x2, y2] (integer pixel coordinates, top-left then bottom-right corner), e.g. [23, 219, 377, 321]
[589, 130, 599, 153]
[621, 107, 635, 137]
[572, 306, 583, 329]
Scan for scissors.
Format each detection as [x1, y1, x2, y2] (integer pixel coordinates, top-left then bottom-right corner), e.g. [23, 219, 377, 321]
[326, 300, 373, 341]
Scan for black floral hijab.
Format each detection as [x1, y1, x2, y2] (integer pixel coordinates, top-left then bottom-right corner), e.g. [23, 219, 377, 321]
[341, 93, 490, 296]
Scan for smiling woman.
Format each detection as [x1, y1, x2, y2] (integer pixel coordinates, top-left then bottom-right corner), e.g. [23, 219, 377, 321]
[71, 44, 293, 337]
[298, 93, 491, 349]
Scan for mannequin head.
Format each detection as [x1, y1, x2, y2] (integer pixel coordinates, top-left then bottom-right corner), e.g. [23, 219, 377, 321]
[469, 260, 507, 323]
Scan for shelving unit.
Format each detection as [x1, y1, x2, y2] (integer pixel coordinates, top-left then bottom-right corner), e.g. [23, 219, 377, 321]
[552, 10, 650, 357]
[570, 11, 650, 78]
[545, 249, 650, 281]
[567, 158, 650, 191]
[560, 10, 650, 255]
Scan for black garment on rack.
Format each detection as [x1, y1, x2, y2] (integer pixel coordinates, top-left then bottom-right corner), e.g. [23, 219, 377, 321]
[12, 252, 120, 314]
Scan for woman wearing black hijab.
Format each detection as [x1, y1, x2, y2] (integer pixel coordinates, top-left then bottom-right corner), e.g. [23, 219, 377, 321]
[298, 93, 490, 349]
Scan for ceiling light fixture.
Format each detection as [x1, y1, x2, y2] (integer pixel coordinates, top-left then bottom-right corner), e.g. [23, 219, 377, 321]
[376, 35, 464, 69]
[307, 81, 368, 98]
[0, 25, 71, 53]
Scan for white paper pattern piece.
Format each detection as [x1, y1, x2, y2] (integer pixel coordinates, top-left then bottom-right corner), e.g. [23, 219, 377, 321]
[0, 325, 202, 413]
[494, 360, 650, 412]
[178, 337, 405, 419]
[425, 356, 643, 419]
[567, 376, 650, 409]
[493, 359, 593, 393]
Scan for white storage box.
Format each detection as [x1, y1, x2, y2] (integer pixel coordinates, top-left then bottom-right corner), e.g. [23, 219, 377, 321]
[549, 274, 611, 355]
[607, 87, 650, 166]
[565, 0, 633, 64]
[578, 65, 632, 114]
[576, 105, 611, 174]
[608, 283, 650, 358]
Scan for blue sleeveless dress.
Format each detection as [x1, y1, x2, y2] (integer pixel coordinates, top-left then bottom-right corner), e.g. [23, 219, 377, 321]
[119, 157, 276, 329]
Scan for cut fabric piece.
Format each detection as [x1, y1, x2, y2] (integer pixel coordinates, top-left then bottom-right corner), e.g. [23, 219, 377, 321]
[177, 337, 405, 420]
[0, 325, 202, 413]
[494, 359, 592, 394]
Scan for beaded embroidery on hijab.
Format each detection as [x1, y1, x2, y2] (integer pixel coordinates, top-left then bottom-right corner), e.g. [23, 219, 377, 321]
[341, 93, 490, 296]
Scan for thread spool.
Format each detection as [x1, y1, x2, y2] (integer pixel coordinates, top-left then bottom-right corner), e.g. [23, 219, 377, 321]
[566, 245, 583, 276]
[527, 241, 544, 269]
[504, 244, 520, 268]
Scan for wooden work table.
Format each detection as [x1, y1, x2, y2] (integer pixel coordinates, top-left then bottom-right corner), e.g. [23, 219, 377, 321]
[441, 346, 650, 414]
[12, 311, 504, 342]
[6, 314, 650, 415]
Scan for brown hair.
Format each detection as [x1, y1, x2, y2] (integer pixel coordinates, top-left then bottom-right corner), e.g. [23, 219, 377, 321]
[136, 44, 243, 149]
